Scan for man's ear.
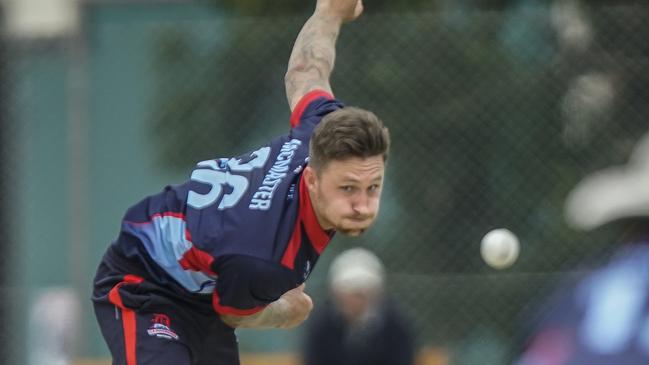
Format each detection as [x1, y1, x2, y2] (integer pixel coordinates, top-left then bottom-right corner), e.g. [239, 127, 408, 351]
[303, 165, 317, 192]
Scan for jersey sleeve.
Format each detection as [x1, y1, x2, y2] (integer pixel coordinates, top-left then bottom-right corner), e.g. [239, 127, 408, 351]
[211, 255, 297, 316]
[289, 90, 344, 132]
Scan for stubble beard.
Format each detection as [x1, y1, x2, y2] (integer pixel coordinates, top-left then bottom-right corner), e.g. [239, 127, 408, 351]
[339, 227, 365, 237]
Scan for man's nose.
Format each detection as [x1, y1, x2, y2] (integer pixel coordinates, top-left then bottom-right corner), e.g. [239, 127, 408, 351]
[352, 193, 371, 215]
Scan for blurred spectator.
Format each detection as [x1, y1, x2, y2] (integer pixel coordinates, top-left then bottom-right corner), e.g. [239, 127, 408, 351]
[302, 248, 416, 365]
[515, 132, 649, 365]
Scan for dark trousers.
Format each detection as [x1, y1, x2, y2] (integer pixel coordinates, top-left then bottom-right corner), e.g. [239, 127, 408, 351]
[93, 264, 240, 365]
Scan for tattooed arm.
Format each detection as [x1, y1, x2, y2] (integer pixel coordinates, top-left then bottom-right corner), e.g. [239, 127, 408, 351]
[285, 0, 364, 111]
[221, 285, 313, 329]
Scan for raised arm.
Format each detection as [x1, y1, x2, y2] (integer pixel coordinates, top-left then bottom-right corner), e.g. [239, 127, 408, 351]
[285, 0, 364, 111]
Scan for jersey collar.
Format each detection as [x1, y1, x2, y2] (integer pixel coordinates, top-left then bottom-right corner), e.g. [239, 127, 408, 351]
[299, 176, 334, 254]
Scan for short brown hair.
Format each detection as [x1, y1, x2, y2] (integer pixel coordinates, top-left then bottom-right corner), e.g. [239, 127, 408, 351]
[309, 107, 390, 172]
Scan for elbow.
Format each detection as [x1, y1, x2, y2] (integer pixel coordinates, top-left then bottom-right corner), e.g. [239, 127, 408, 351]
[284, 67, 294, 84]
[284, 70, 292, 92]
[284, 59, 311, 90]
[284, 68, 302, 109]
[284, 67, 300, 93]
[219, 314, 242, 328]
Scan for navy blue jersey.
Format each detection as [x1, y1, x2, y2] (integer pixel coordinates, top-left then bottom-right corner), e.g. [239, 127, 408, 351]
[100, 90, 343, 316]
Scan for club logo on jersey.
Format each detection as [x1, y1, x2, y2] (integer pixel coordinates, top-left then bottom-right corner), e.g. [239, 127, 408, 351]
[303, 260, 312, 280]
[249, 139, 302, 210]
[287, 183, 297, 201]
[147, 313, 179, 341]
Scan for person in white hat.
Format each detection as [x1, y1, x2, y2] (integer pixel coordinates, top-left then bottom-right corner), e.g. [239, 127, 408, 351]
[515, 132, 649, 365]
[302, 248, 416, 365]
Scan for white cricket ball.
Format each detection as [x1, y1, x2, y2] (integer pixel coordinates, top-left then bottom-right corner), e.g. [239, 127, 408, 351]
[480, 228, 520, 269]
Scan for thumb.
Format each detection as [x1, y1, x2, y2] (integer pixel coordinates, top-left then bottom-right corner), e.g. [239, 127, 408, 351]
[354, 0, 364, 19]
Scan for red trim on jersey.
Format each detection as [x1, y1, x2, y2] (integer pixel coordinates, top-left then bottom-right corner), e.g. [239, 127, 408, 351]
[289, 90, 334, 128]
[124, 212, 217, 277]
[179, 246, 216, 275]
[280, 178, 333, 268]
[107, 275, 144, 365]
[151, 212, 186, 220]
[212, 291, 266, 316]
[281, 215, 303, 269]
[108, 275, 144, 309]
[299, 178, 333, 254]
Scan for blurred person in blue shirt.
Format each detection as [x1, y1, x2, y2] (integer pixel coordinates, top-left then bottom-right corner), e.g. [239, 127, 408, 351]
[515, 132, 649, 365]
[303, 248, 416, 365]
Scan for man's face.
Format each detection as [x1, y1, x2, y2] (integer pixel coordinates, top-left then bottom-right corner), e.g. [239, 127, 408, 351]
[305, 155, 385, 236]
[332, 289, 378, 324]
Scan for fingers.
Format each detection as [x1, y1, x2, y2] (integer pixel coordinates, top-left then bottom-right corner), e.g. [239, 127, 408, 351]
[316, 0, 364, 23]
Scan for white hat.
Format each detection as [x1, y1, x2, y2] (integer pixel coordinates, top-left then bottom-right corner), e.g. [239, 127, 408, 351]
[565, 132, 649, 230]
[329, 248, 385, 292]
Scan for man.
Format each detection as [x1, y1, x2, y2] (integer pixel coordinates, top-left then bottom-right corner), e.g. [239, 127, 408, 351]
[303, 248, 416, 365]
[92, 0, 391, 364]
[514, 131, 649, 365]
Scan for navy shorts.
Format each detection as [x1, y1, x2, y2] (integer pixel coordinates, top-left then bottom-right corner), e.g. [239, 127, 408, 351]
[92, 262, 240, 365]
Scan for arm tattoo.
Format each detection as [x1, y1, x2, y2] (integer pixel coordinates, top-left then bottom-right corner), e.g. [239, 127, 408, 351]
[285, 15, 341, 110]
[220, 298, 291, 329]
